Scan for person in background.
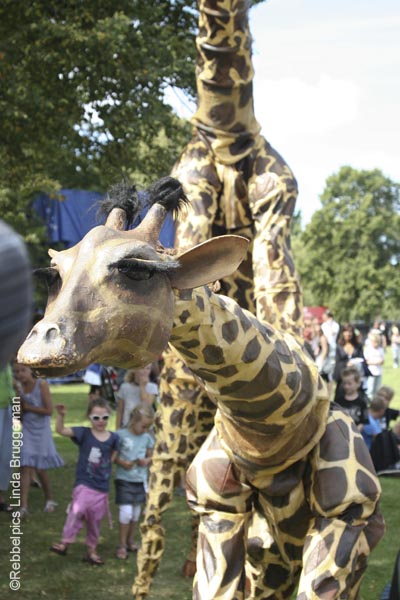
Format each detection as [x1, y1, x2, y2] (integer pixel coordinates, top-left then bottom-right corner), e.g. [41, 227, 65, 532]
[51, 398, 119, 565]
[14, 362, 64, 516]
[114, 404, 155, 559]
[311, 318, 330, 384]
[0, 221, 32, 371]
[333, 323, 365, 401]
[362, 396, 386, 451]
[0, 222, 33, 512]
[390, 325, 400, 369]
[321, 310, 339, 397]
[116, 366, 158, 429]
[364, 332, 385, 399]
[321, 309, 340, 350]
[334, 366, 369, 430]
[375, 386, 399, 431]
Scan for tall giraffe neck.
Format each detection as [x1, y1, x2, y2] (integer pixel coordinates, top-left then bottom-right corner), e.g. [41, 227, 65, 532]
[170, 286, 329, 482]
[192, 0, 261, 164]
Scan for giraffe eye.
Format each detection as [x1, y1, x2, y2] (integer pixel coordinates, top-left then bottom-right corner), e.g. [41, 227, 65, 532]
[113, 260, 154, 281]
[118, 265, 153, 281]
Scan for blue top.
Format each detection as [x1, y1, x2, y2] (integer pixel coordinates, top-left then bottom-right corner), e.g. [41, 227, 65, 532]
[71, 427, 119, 492]
[115, 428, 154, 484]
[362, 414, 382, 450]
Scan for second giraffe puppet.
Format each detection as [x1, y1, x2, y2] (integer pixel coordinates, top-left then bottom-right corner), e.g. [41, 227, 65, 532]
[135, 0, 303, 596]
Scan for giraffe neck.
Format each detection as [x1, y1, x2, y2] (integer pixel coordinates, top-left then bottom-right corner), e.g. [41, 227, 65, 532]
[191, 0, 261, 164]
[171, 286, 329, 481]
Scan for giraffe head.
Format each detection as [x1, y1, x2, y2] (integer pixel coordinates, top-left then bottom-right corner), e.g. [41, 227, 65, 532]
[18, 177, 248, 377]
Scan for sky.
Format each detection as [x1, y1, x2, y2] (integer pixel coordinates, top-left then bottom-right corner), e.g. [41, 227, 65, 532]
[166, 0, 400, 224]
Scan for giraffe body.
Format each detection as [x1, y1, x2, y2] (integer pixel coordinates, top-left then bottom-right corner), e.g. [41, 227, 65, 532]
[172, 286, 383, 598]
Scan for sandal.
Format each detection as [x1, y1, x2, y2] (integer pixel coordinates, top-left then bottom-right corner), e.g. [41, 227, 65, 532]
[116, 546, 128, 560]
[44, 500, 58, 513]
[84, 551, 104, 566]
[50, 542, 68, 556]
[127, 542, 141, 552]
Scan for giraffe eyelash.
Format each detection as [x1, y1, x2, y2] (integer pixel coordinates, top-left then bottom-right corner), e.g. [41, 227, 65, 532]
[109, 257, 180, 275]
[33, 267, 61, 286]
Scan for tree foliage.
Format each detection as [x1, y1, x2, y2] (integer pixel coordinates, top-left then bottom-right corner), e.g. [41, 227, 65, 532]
[0, 0, 200, 187]
[0, 0, 201, 253]
[296, 167, 400, 322]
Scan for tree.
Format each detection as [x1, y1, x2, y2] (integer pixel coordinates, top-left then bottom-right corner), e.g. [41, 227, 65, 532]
[296, 167, 400, 322]
[0, 1, 198, 188]
[0, 0, 265, 258]
[0, 0, 199, 257]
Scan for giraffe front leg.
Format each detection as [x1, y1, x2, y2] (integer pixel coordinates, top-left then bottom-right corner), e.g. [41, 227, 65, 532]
[299, 409, 385, 598]
[133, 351, 217, 598]
[187, 428, 254, 600]
[132, 456, 178, 599]
[248, 139, 303, 337]
[298, 513, 382, 599]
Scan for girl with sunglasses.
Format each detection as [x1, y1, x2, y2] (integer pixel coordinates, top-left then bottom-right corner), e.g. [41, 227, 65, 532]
[50, 397, 119, 564]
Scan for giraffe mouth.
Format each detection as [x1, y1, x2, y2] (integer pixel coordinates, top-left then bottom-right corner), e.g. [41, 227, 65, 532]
[16, 347, 88, 378]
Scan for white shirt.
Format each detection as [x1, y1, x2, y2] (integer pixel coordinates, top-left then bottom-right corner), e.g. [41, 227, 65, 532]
[118, 381, 158, 427]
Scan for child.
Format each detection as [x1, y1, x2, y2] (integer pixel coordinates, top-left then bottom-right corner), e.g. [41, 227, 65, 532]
[14, 362, 63, 516]
[375, 385, 399, 430]
[50, 398, 119, 565]
[334, 366, 369, 429]
[364, 332, 385, 399]
[116, 366, 158, 429]
[362, 396, 387, 451]
[115, 404, 154, 559]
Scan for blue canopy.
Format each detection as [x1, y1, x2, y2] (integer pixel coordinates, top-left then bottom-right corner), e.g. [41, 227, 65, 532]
[33, 189, 176, 248]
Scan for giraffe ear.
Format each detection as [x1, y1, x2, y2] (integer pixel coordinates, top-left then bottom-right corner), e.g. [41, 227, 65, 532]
[169, 235, 249, 290]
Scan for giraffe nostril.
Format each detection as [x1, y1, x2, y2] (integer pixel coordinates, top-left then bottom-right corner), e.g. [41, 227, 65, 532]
[45, 328, 59, 342]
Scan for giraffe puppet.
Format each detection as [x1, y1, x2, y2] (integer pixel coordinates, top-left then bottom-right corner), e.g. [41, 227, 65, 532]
[135, 0, 304, 593]
[19, 177, 384, 600]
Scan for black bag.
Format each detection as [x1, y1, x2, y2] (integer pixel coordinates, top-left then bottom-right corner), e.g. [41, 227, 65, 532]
[370, 430, 400, 472]
[390, 550, 400, 600]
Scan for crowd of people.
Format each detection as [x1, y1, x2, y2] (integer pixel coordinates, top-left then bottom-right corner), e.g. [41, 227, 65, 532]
[304, 311, 400, 472]
[0, 313, 398, 565]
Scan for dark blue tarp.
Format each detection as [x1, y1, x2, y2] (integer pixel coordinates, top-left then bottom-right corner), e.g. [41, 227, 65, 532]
[33, 189, 176, 248]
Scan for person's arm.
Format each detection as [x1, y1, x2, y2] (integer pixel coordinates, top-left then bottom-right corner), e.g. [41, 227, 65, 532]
[113, 433, 134, 468]
[364, 347, 384, 366]
[55, 404, 74, 437]
[114, 454, 135, 469]
[21, 380, 53, 416]
[137, 446, 153, 467]
[319, 334, 329, 364]
[116, 397, 124, 429]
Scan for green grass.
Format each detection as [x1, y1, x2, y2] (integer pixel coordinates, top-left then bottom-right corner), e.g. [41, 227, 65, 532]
[0, 360, 399, 600]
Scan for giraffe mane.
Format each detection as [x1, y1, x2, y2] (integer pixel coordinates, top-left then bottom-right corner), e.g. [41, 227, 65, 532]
[146, 176, 189, 219]
[97, 180, 144, 227]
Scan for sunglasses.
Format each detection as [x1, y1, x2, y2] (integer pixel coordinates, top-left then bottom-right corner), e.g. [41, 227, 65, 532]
[90, 414, 110, 422]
